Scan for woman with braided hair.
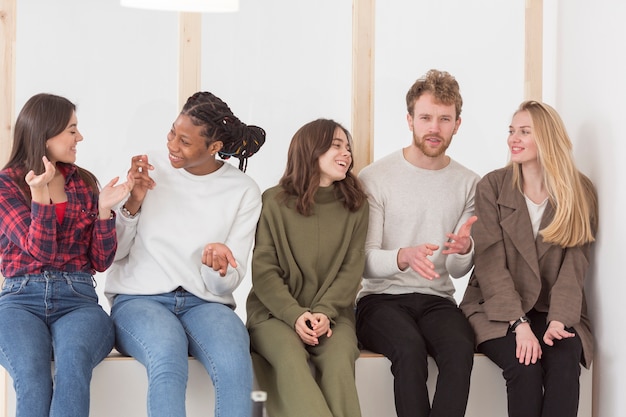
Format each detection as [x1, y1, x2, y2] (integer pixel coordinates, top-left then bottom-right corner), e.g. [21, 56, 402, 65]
[105, 91, 265, 417]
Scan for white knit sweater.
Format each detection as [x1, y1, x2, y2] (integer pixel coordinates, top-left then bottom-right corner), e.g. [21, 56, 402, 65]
[356, 150, 480, 303]
[105, 149, 261, 308]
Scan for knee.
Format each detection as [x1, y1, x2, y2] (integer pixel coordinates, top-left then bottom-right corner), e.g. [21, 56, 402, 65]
[147, 354, 189, 384]
[317, 344, 359, 371]
[333, 345, 360, 364]
[389, 343, 429, 372]
[437, 338, 475, 367]
[12, 361, 52, 385]
[226, 321, 250, 347]
[503, 361, 543, 386]
[544, 356, 581, 381]
[13, 372, 52, 396]
[120, 334, 189, 377]
[270, 345, 309, 369]
[114, 317, 187, 359]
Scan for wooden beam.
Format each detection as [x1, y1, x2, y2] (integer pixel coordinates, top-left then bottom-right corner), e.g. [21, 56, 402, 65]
[178, 12, 202, 110]
[0, 1, 15, 414]
[351, 0, 375, 174]
[525, 0, 543, 100]
[0, 0, 16, 168]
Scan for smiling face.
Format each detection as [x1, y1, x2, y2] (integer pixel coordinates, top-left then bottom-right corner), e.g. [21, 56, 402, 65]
[508, 109, 539, 166]
[166, 114, 223, 175]
[318, 126, 352, 187]
[407, 92, 460, 160]
[45, 111, 83, 164]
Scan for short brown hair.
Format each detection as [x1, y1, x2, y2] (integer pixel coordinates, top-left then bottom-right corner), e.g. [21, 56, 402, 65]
[406, 69, 463, 119]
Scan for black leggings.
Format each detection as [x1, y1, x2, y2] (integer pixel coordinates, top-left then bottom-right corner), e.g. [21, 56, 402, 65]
[478, 309, 583, 417]
[356, 293, 475, 417]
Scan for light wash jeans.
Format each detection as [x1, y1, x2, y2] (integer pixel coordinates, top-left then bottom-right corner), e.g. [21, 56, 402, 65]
[0, 271, 115, 417]
[111, 289, 253, 417]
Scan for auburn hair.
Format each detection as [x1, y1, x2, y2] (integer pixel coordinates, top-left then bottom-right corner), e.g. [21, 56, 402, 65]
[279, 119, 367, 216]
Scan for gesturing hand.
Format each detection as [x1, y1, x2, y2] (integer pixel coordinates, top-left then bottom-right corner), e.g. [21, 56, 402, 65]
[543, 320, 575, 346]
[127, 154, 156, 206]
[443, 215, 478, 255]
[397, 244, 441, 280]
[202, 243, 237, 277]
[25, 156, 56, 205]
[99, 173, 135, 219]
[25, 156, 56, 189]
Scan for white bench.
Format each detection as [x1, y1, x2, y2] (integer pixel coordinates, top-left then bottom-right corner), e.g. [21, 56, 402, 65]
[2, 351, 592, 417]
[356, 351, 592, 417]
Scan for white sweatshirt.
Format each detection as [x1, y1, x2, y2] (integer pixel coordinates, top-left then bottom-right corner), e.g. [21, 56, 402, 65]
[105, 149, 261, 308]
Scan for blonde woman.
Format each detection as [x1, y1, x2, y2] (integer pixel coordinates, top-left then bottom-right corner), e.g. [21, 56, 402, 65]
[460, 100, 598, 417]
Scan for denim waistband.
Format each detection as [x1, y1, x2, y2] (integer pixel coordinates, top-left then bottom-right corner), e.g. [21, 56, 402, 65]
[3, 271, 94, 284]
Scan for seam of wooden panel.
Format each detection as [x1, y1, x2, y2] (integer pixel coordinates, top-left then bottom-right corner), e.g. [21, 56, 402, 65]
[0, 1, 16, 413]
[351, 0, 375, 174]
[178, 12, 202, 110]
[525, 0, 543, 100]
[0, 0, 16, 169]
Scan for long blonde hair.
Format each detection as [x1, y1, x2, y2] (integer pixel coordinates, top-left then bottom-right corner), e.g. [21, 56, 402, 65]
[511, 101, 597, 247]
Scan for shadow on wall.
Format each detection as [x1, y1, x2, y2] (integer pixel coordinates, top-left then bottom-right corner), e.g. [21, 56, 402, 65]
[574, 119, 613, 417]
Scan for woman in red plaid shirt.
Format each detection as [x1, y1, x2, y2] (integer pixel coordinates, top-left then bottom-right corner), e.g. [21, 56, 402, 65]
[0, 93, 133, 417]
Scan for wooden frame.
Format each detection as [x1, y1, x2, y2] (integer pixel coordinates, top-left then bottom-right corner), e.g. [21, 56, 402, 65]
[178, 12, 202, 110]
[525, 0, 543, 101]
[351, 0, 375, 174]
[0, 0, 16, 168]
[0, 5, 14, 413]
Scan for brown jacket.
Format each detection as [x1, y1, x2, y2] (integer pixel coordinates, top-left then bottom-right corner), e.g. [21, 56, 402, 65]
[460, 166, 595, 368]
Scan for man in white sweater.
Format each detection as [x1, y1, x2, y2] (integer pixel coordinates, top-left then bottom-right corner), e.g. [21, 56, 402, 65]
[355, 69, 479, 417]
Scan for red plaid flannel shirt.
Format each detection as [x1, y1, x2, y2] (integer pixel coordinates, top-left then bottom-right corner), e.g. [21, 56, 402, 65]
[0, 163, 117, 278]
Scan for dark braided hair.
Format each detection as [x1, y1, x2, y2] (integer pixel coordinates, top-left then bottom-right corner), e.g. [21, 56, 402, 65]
[180, 92, 266, 171]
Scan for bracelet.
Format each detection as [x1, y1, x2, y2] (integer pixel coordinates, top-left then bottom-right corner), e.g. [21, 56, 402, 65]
[510, 316, 531, 333]
[120, 205, 139, 219]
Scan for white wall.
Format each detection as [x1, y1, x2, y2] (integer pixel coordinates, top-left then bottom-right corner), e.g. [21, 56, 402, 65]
[373, 0, 525, 301]
[15, 0, 354, 315]
[9, 1, 622, 416]
[551, 2, 626, 416]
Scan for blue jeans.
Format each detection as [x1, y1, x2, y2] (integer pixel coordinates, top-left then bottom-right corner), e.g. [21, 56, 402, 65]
[111, 289, 253, 417]
[0, 272, 115, 417]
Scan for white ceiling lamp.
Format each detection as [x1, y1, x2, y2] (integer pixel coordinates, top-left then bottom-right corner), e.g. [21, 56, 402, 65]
[120, 0, 239, 13]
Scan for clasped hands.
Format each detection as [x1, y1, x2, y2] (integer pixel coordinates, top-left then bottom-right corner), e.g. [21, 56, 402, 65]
[295, 311, 332, 346]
